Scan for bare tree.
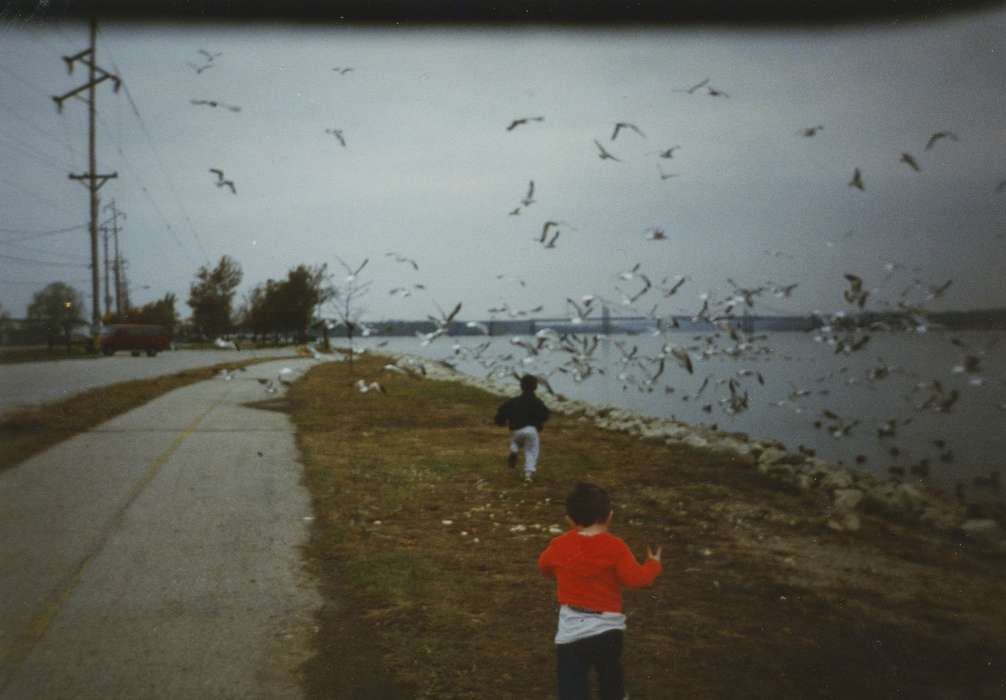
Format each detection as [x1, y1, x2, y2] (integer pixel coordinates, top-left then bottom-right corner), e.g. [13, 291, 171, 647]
[327, 257, 372, 368]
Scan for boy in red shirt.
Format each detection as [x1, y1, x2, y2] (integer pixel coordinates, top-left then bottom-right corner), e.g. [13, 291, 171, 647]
[538, 482, 662, 700]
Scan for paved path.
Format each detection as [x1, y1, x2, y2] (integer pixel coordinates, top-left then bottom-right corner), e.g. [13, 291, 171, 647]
[0, 359, 322, 699]
[0, 349, 295, 417]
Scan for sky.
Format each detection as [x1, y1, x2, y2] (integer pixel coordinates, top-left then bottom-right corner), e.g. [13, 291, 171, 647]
[1, 8, 1004, 324]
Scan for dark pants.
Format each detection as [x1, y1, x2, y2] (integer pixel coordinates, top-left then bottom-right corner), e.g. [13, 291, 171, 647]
[556, 630, 625, 700]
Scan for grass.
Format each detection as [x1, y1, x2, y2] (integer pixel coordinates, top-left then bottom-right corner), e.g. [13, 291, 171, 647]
[0, 355, 291, 474]
[289, 353, 1006, 699]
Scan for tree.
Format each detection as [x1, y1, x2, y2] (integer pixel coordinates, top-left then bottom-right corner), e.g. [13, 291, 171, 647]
[112, 293, 179, 335]
[26, 282, 85, 352]
[282, 263, 334, 342]
[187, 255, 242, 339]
[327, 257, 372, 367]
[241, 264, 333, 344]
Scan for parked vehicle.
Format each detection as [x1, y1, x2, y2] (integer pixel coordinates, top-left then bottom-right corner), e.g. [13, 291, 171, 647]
[98, 324, 171, 356]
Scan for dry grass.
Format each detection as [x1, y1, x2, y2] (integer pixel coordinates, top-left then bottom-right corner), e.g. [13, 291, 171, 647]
[0, 356, 290, 474]
[290, 354, 1006, 699]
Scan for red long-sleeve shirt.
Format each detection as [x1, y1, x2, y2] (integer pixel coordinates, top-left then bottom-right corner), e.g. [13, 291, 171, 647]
[538, 529, 661, 613]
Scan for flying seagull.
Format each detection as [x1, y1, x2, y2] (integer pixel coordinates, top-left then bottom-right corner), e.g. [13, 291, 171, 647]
[521, 180, 535, 207]
[674, 77, 710, 94]
[925, 131, 958, 150]
[798, 125, 824, 137]
[325, 128, 346, 146]
[332, 66, 355, 74]
[507, 116, 544, 131]
[593, 140, 621, 162]
[848, 168, 864, 191]
[338, 257, 369, 282]
[611, 122, 645, 140]
[186, 61, 214, 74]
[656, 164, 679, 181]
[644, 227, 667, 241]
[900, 153, 922, 172]
[650, 146, 681, 159]
[198, 49, 222, 61]
[209, 168, 236, 194]
[538, 220, 568, 243]
[190, 99, 241, 112]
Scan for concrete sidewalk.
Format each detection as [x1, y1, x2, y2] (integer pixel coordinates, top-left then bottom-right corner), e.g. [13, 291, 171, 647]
[0, 359, 323, 699]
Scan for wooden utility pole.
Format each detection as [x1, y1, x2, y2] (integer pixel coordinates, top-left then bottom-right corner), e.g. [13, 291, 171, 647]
[102, 200, 126, 315]
[52, 16, 121, 330]
[101, 224, 112, 317]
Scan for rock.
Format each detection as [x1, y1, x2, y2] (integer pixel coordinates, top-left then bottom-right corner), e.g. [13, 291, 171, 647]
[821, 468, 854, 491]
[684, 434, 709, 448]
[892, 483, 928, 512]
[796, 474, 814, 491]
[959, 518, 1003, 542]
[758, 447, 789, 466]
[832, 489, 864, 512]
[827, 511, 861, 532]
[757, 462, 794, 479]
[919, 506, 959, 532]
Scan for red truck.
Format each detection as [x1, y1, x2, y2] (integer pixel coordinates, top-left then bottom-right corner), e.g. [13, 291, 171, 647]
[98, 324, 171, 356]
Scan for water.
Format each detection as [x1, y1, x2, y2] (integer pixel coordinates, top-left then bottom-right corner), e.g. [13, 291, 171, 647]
[352, 329, 1006, 501]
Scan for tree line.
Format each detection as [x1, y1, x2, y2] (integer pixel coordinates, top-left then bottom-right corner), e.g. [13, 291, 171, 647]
[6, 255, 347, 350]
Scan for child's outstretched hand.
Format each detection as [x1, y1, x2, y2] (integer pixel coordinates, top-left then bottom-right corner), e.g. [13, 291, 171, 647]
[646, 546, 662, 563]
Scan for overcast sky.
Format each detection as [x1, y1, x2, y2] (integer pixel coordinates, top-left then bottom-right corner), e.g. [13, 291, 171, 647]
[1, 8, 1004, 323]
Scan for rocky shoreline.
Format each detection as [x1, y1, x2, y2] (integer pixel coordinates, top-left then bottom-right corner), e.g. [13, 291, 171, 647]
[385, 351, 1005, 549]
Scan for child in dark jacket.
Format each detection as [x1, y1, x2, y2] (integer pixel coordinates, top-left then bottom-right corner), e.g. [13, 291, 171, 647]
[494, 374, 550, 482]
[538, 482, 662, 700]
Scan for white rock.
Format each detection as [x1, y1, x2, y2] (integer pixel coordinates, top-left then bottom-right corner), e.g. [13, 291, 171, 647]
[827, 511, 861, 532]
[821, 469, 854, 490]
[960, 518, 1002, 540]
[758, 447, 789, 466]
[832, 489, 864, 512]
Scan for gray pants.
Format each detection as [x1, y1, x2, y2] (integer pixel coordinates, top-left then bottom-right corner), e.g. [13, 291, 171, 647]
[509, 426, 540, 475]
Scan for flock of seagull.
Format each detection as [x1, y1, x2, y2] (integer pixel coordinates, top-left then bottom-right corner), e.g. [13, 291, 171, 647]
[184, 48, 1004, 495]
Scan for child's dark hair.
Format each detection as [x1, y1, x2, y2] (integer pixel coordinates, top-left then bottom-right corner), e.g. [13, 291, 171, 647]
[520, 374, 538, 393]
[565, 482, 611, 526]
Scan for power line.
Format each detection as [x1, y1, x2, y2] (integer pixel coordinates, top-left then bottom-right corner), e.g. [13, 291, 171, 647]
[0, 251, 90, 267]
[0, 173, 81, 218]
[0, 239, 90, 261]
[0, 223, 86, 235]
[100, 31, 211, 265]
[0, 127, 74, 172]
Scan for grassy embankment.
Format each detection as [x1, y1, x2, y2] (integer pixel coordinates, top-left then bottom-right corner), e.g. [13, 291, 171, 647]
[0, 355, 291, 474]
[290, 353, 1006, 699]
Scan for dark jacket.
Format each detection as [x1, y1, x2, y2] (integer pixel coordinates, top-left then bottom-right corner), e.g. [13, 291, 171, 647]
[495, 392, 550, 431]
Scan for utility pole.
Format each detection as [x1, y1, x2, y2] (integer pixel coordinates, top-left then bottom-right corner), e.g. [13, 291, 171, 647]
[101, 224, 112, 317]
[52, 16, 121, 330]
[102, 200, 126, 315]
